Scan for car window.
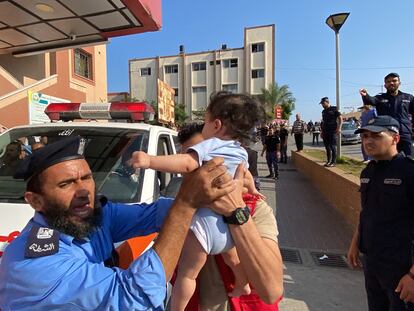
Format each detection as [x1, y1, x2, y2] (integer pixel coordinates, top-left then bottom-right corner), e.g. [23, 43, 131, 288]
[0, 127, 149, 203]
[341, 123, 357, 130]
[153, 134, 176, 201]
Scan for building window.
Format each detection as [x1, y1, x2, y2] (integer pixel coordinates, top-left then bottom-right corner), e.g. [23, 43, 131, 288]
[252, 43, 265, 53]
[222, 84, 238, 93]
[140, 67, 151, 76]
[173, 88, 179, 97]
[193, 86, 207, 93]
[165, 64, 178, 74]
[192, 62, 206, 71]
[222, 58, 238, 68]
[74, 49, 93, 80]
[252, 69, 265, 79]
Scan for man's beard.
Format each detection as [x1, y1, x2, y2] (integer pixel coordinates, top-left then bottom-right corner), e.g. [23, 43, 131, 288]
[42, 194, 103, 240]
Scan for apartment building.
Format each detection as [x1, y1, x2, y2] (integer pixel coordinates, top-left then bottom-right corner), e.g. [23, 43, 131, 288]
[129, 24, 275, 118]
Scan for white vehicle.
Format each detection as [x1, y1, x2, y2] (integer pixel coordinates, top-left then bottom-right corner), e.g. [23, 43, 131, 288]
[0, 102, 181, 260]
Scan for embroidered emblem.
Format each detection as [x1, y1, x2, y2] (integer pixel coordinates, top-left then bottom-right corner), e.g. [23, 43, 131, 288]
[25, 225, 59, 258]
[37, 228, 53, 239]
[360, 178, 370, 183]
[384, 178, 402, 185]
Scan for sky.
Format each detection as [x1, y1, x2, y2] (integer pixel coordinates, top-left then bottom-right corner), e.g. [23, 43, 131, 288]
[107, 0, 414, 123]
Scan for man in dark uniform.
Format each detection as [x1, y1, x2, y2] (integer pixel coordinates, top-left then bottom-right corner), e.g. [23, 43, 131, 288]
[360, 72, 414, 156]
[261, 127, 280, 179]
[320, 97, 342, 167]
[279, 124, 289, 163]
[347, 116, 414, 310]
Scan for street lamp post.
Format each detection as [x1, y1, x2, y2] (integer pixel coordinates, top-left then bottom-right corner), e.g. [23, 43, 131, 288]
[325, 12, 350, 159]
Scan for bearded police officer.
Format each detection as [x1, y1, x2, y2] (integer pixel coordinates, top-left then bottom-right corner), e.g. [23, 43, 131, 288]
[0, 136, 242, 310]
[360, 72, 414, 156]
[347, 116, 414, 310]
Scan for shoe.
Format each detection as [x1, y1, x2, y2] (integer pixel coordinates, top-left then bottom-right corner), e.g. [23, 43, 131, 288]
[274, 176, 279, 180]
[265, 174, 274, 178]
[324, 162, 330, 167]
[326, 163, 335, 167]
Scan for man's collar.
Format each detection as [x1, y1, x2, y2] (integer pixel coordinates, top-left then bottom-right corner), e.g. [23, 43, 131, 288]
[32, 212, 75, 246]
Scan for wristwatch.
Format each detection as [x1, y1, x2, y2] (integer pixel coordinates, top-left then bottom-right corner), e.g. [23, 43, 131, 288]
[222, 206, 250, 225]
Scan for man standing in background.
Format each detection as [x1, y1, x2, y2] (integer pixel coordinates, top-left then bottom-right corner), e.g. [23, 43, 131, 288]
[279, 123, 289, 163]
[360, 72, 414, 156]
[320, 97, 342, 167]
[291, 114, 306, 152]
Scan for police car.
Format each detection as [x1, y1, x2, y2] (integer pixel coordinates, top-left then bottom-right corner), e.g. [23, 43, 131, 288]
[0, 102, 181, 261]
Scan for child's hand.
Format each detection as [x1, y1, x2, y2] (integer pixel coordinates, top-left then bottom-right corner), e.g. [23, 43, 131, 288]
[250, 188, 267, 200]
[130, 151, 151, 169]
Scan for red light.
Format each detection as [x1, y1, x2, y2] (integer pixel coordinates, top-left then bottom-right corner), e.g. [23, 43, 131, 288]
[45, 103, 81, 121]
[110, 102, 155, 121]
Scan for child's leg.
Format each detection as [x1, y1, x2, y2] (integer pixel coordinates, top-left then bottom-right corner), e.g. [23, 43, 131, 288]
[221, 247, 251, 297]
[171, 231, 208, 311]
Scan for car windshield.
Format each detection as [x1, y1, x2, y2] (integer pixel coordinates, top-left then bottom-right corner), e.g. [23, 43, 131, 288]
[0, 126, 149, 203]
[342, 123, 357, 131]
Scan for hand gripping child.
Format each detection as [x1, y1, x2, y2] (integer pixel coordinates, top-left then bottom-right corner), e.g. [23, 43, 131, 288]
[130, 92, 265, 310]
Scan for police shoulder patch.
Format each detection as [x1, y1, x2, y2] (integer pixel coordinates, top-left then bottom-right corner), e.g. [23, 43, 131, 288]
[25, 225, 59, 258]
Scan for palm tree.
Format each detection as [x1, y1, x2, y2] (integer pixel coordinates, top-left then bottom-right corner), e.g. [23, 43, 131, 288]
[260, 83, 296, 121]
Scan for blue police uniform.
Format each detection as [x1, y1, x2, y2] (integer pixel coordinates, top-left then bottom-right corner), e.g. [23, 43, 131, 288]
[0, 136, 175, 310]
[0, 196, 173, 310]
[359, 154, 414, 310]
[361, 91, 414, 155]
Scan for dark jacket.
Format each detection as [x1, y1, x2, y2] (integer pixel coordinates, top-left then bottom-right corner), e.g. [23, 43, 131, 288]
[359, 153, 414, 288]
[362, 91, 414, 140]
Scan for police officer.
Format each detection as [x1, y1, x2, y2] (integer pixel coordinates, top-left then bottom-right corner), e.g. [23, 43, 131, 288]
[0, 136, 242, 310]
[320, 97, 342, 167]
[360, 72, 414, 156]
[347, 116, 414, 310]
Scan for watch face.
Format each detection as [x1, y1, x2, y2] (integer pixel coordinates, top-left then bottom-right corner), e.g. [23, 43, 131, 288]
[236, 210, 248, 223]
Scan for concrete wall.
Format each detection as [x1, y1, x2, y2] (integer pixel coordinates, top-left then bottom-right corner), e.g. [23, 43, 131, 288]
[292, 151, 360, 230]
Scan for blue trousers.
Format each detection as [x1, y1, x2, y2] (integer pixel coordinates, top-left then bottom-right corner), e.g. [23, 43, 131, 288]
[265, 151, 278, 177]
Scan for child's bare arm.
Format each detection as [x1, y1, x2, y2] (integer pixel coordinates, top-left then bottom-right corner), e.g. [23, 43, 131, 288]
[130, 151, 199, 173]
[244, 170, 266, 199]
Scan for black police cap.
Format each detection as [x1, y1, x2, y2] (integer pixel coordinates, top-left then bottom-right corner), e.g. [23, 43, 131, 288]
[14, 136, 85, 181]
[355, 116, 400, 135]
[319, 97, 329, 104]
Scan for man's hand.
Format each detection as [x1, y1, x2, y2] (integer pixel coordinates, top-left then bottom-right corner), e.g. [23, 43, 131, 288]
[130, 151, 151, 169]
[176, 157, 235, 208]
[347, 242, 361, 269]
[359, 88, 368, 97]
[208, 163, 246, 217]
[396, 274, 414, 303]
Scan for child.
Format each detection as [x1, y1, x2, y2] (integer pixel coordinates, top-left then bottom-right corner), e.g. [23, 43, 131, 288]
[130, 91, 264, 310]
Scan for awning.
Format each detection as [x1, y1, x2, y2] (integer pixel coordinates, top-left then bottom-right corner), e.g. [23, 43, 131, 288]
[0, 0, 161, 56]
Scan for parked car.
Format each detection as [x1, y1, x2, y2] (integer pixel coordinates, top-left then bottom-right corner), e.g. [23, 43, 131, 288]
[341, 122, 361, 144]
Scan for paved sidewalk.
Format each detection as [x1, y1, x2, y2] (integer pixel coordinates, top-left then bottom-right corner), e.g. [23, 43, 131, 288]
[255, 142, 367, 310]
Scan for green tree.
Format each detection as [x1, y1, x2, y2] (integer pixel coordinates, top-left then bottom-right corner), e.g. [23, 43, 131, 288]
[192, 108, 206, 121]
[174, 103, 188, 127]
[259, 83, 296, 121]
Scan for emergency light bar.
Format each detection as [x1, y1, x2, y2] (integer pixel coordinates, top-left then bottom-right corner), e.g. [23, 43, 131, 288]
[45, 102, 155, 122]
